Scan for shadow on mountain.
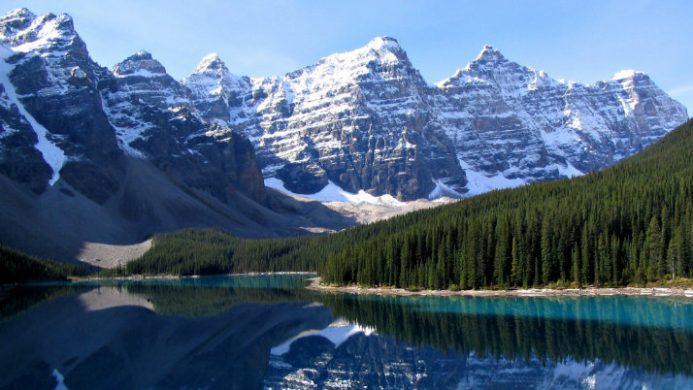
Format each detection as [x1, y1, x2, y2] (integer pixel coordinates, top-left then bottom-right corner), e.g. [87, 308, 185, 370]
[0, 156, 355, 264]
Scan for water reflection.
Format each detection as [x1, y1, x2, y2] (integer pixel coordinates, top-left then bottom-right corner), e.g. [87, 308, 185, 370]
[0, 279, 330, 390]
[321, 294, 693, 376]
[0, 276, 692, 389]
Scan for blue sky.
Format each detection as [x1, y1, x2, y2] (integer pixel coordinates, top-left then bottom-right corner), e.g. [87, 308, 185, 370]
[2, 0, 692, 113]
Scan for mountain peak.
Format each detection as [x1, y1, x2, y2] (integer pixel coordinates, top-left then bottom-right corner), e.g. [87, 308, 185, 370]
[1, 8, 35, 22]
[313, 35, 409, 70]
[0, 8, 78, 51]
[131, 50, 153, 60]
[113, 51, 167, 77]
[612, 69, 646, 81]
[366, 36, 402, 52]
[194, 52, 228, 74]
[474, 44, 506, 63]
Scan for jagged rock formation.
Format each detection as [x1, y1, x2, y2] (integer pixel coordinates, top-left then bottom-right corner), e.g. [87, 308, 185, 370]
[0, 8, 124, 203]
[186, 37, 466, 199]
[2, 8, 687, 205]
[0, 8, 266, 205]
[0, 7, 688, 262]
[434, 46, 688, 192]
[0, 9, 353, 262]
[99, 50, 267, 204]
[186, 38, 688, 200]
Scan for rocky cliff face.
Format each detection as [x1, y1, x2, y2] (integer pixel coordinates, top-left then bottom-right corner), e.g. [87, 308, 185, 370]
[0, 8, 688, 208]
[0, 9, 354, 262]
[434, 46, 688, 193]
[0, 8, 266, 206]
[99, 50, 266, 204]
[187, 39, 688, 200]
[186, 37, 466, 199]
[0, 8, 124, 203]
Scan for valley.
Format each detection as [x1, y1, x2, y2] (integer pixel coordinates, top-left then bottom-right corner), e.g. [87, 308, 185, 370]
[0, 3, 691, 389]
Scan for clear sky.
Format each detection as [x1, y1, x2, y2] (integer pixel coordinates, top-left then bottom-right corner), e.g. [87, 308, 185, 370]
[2, 0, 692, 113]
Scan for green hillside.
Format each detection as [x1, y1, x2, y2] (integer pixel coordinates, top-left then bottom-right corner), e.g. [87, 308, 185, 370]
[321, 119, 693, 288]
[0, 245, 86, 283]
[118, 120, 693, 290]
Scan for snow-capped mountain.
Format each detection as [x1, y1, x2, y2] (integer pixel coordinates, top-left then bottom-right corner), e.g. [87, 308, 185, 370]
[0, 7, 688, 211]
[99, 50, 268, 204]
[435, 45, 687, 195]
[0, 8, 124, 201]
[187, 38, 688, 200]
[0, 8, 267, 205]
[186, 36, 466, 199]
[0, 9, 353, 262]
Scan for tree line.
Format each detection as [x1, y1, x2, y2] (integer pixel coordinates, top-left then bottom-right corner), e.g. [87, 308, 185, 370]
[49, 120, 693, 290]
[320, 120, 693, 289]
[0, 245, 87, 283]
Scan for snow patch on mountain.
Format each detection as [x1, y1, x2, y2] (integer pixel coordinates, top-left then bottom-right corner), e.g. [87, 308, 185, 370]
[185, 53, 250, 98]
[428, 178, 464, 199]
[455, 157, 525, 196]
[265, 177, 404, 206]
[0, 46, 65, 184]
[464, 169, 527, 196]
[612, 69, 641, 81]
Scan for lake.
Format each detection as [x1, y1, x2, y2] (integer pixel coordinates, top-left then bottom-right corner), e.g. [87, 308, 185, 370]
[1, 274, 692, 389]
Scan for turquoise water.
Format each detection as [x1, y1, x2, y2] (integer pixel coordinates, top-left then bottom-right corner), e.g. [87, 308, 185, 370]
[1, 274, 692, 389]
[354, 293, 693, 329]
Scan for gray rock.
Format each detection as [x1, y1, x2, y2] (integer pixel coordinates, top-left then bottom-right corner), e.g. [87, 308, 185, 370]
[187, 39, 688, 200]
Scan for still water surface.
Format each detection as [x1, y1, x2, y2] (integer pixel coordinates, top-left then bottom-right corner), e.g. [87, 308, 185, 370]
[1, 274, 692, 389]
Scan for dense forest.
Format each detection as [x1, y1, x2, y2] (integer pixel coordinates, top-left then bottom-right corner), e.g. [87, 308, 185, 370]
[120, 120, 693, 289]
[114, 229, 333, 276]
[8, 120, 693, 289]
[321, 120, 693, 288]
[0, 245, 86, 283]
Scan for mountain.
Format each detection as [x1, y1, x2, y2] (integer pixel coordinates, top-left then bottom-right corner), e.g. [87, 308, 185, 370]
[122, 119, 693, 287]
[435, 46, 687, 194]
[99, 50, 267, 204]
[319, 119, 693, 288]
[0, 8, 687, 262]
[186, 38, 688, 200]
[0, 8, 124, 201]
[0, 9, 352, 263]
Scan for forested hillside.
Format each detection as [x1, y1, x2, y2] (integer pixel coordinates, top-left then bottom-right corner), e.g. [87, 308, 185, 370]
[320, 120, 693, 288]
[120, 120, 693, 290]
[0, 246, 86, 283]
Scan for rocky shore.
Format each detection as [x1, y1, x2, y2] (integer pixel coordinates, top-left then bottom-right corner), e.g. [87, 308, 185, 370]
[307, 277, 693, 298]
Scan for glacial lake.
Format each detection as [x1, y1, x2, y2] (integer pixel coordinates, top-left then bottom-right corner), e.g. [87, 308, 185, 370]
[1, 274, 693, 389]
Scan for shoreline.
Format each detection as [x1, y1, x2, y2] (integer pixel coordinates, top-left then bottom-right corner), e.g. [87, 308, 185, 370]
[306, 277, 693, 298]
[72, 271, 315, 282]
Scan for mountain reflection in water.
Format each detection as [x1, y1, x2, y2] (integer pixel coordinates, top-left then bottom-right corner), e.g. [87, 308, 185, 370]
[0, 275, 692, 390]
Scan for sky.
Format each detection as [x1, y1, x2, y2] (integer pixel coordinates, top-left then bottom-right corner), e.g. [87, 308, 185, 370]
[2, 0, 692, 113]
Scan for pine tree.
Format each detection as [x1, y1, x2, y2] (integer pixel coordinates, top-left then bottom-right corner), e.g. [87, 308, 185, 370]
[644, 216, 663, 281]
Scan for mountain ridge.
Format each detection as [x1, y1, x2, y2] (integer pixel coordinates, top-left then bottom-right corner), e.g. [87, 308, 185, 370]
[0, 7, 688, 262]
[0, 8, 355, 263]
[185, 35, 687, 199]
